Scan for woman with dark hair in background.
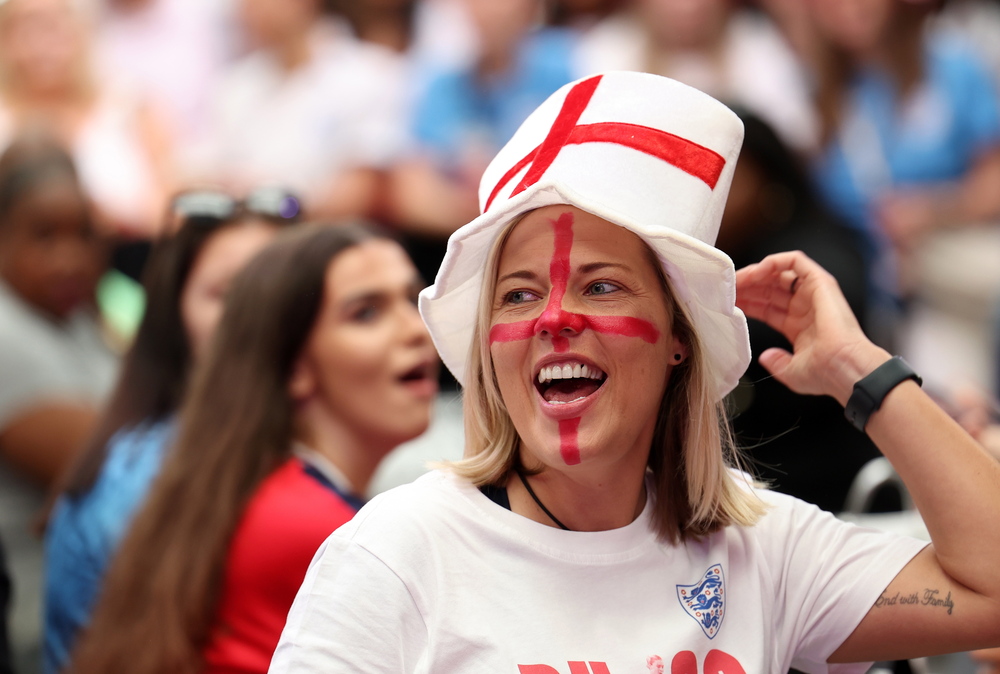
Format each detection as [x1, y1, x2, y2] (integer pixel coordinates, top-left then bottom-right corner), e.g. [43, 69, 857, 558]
[68, 224, 438, 674]
[44, 189, 301, 673]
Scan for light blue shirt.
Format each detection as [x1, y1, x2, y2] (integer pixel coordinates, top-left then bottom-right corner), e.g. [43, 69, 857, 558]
[812, 34, 1000, 270]
[43, 420, 174, 674]
[411, 28, 577, 169]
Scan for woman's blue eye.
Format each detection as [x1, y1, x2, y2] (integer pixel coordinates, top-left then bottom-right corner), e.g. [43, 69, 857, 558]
[505, 290, 540, 305]
[586, 281, 619, 295]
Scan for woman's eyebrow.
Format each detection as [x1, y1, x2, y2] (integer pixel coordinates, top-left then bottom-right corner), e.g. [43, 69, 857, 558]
[578, 261, 631, 274]
[340, 290, 385, 307]
[496, 269, 540, 285]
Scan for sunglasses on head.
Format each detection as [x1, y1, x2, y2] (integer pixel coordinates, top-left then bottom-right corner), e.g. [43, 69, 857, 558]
[171, 187, 303, 227]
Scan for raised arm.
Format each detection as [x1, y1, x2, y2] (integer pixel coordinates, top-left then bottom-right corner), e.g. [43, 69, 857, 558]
[735, 250, 1000, 662]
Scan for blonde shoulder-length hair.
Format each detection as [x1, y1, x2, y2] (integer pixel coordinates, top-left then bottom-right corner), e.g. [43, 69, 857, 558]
[447, 214, 766, 543]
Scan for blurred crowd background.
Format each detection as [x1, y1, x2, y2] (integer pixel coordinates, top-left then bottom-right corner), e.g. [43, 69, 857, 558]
[1, 0, 1000, 672]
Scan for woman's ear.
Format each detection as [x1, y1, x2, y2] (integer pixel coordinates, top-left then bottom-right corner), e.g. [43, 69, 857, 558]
[288, 356, 317, 402]
[669, 337, 689, 365]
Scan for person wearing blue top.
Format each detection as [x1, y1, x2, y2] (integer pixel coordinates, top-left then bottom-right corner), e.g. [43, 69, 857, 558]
[807, 0, 1000, 333]
[43, 189, 301, 673]
[44, 421, 173, 666]
[410, 27, 577, 167]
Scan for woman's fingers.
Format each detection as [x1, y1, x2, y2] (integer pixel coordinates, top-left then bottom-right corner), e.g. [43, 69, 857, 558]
[735, 252, 812, 337]
[736, 251, 875, 399]
[757, 346, 794, 379]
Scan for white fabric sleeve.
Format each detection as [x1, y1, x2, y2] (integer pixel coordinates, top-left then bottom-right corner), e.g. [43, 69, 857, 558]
[760, 492, 928, 674]
[269, 534, 427, 674]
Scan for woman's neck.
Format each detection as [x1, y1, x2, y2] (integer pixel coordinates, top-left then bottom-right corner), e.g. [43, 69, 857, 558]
[272, 30, 314, 72]
[294, 406, 393, 497]
[506, 460, 648, 532]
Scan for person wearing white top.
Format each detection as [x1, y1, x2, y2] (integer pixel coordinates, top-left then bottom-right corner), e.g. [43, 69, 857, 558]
[270, 72, 1000, 673]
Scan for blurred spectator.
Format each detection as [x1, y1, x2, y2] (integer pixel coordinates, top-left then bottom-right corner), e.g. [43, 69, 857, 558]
[336, 0, 475, 70]
[0, 0, 176, 238]
[934, 0, 1000, 88]
[336, 0, 420, 53]
[68, 224, 438, 674]
[204, 0, 407, 220]
[0, 133, 115, 489]
[546, 0, 623, 30]
[575, 0, 817, 152]
[389, 0, 575, 284]
[43, 188, 301, 674]
[90, 0, 235, 175]
[0, 132, 116, 674]
[719, 110, 881, 513]
[807, 0, 1000, 324]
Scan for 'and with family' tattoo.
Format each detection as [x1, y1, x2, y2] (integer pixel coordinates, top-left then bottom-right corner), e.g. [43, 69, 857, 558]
[874, 589, 954, 615]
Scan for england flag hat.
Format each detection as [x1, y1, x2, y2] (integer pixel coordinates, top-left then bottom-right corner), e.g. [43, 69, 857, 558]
[418, 71, 750, 401]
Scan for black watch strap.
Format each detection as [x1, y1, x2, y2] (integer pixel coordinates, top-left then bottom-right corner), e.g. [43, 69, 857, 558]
[844, 356, 923, 432]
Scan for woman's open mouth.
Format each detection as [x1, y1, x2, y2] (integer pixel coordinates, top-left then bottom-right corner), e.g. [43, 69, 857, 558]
[398, 361, 439, 398]
[534, 362, 606, 405]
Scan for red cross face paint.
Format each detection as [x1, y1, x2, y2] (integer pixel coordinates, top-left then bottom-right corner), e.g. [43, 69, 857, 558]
[490, 205, 685, 475]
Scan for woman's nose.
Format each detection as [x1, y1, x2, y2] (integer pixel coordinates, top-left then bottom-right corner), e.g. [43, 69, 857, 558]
[533, 304, 586, 340]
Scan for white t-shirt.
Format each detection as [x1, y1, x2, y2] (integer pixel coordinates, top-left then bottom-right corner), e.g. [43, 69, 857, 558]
[271, 470, 927, 674]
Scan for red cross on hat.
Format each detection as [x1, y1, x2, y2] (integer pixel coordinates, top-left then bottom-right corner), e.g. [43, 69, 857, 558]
[485, 75, 727, 212]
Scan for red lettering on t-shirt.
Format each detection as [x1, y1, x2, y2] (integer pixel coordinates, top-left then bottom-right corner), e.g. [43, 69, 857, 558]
[671, 651, 698, 674]
[704, 649, 746, 674]
[518, 650, 744, 674]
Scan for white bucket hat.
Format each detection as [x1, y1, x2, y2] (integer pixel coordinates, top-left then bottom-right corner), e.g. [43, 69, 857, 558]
[418, 71, 750, 401]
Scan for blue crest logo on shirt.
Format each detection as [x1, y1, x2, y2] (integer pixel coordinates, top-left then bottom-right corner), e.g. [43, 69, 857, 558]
[676, 564, 726, 639]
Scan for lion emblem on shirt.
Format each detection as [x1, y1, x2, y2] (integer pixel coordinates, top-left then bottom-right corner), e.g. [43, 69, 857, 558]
[676, 564, 726, 639]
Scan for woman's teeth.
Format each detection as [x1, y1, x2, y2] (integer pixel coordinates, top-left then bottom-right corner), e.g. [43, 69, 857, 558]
[537, 363, 606, 384]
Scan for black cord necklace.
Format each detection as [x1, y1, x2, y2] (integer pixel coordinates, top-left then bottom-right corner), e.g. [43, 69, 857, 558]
[517, 470, 570, 531]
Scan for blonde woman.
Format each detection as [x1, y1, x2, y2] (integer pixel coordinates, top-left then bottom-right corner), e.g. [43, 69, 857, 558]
[270, 72, 1000, 673]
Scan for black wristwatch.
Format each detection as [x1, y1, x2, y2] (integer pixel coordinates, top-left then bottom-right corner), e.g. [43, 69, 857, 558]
[844, 356, 923, 432]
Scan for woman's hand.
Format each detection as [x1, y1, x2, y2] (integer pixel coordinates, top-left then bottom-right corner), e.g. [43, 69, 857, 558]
[739, 251, 1000, 662]
[734, 250, 889, 406]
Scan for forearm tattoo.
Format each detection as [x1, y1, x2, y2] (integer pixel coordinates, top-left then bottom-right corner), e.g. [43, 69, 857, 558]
[874, 588, 954, 615]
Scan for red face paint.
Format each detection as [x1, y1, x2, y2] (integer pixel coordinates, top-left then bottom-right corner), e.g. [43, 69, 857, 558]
[488, 321, 535, 344]
[490, 212, 663, 467]
[489, 213, 661, 348]
[585, 315, 660, 343]
[558, 417, 581, 465]
[535, 212, 578, 353]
